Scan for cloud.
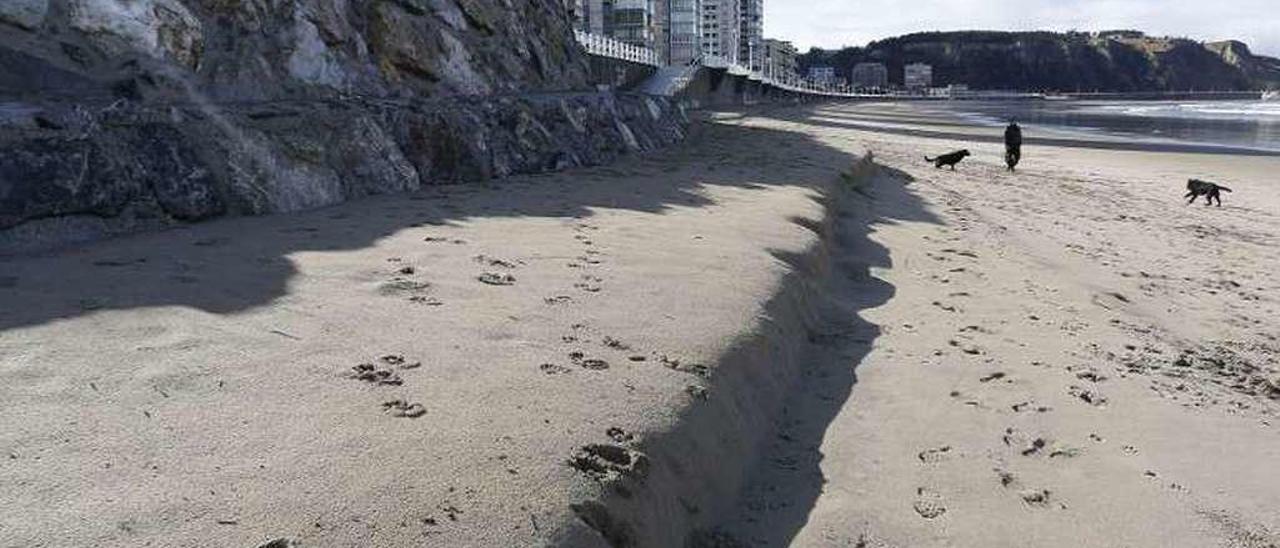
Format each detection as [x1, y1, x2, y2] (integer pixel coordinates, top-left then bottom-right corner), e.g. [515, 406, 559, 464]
[765, 0, 1280, 56]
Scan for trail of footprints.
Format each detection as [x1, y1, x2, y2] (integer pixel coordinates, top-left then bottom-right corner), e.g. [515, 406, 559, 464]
[345, 354, 428, 419]
[910, 202, 1156, 520]
[545, 220, 727, 492]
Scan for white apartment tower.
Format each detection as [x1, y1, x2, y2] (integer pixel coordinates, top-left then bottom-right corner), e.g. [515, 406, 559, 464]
[665, 0, 702, 65]
[738, 0, 762, 71]
[699, 0, 741, 64]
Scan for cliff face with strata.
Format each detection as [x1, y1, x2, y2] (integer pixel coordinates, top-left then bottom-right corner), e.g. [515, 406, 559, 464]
[801, 31, 1280, 91]
[0, 1, 685, 251]
[0, 0, 591, 100]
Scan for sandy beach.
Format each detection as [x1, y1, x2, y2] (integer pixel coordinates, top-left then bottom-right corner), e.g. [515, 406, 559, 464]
[721, 103, 1280, 547]
[2, 101, 1280, 547]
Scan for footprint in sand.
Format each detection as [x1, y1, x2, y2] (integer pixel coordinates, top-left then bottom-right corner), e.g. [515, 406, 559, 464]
[602, 337, 632, 351]
[378, 279, 431, 297]
[1019, 488, 1054, 508]
[540, 363, 571, 375]
[932, 301, 961, 313]
[1074, 369, 1108, 383]
[382, 399, 427, 418]
[1068, 385, 1108, 407]
[950, 340, 984, 355]
[568, 444, 649, 482]
[1011, 401, 1051, 413]
[575, 275, 603, 293]
[569, 351, 609, 370]
[979, 372, 1007, 383]
[349, 363, 404, 386]
[379, 354, 421, 370]
[917, 445, 953, 464]
[912, 488, 947, 519]
[606, 427, 635, 444]
[940, 248, 979, 259]
[478, 272, 517, 286]
[474, 255, 520, 269]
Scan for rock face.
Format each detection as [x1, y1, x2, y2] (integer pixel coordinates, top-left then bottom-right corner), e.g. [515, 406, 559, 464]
[801, 31, 1280, 91]
[0, 0, 591, 100]
[0, 93, 688, 252]
[0, 1, 687, 250]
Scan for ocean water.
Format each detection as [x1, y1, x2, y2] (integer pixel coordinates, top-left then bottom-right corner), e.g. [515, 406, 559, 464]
[926, 100, 1280, 153]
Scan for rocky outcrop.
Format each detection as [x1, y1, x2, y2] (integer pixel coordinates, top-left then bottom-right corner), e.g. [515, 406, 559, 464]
[0, 1, 691, 251]
[0, 93, 688, 252]
[801, 31, 1280, 91]
[0, 0, 591, 101]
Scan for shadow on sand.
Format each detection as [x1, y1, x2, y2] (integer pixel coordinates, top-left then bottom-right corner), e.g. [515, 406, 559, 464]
[0, 111, 866, 331]
[0, 105, 940, 547]
[693, 157, 935, 546]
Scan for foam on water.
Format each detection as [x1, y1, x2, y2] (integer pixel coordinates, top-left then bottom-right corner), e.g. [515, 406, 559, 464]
[1084, 101, 1280, 121]
[928, 99, 1280, 153]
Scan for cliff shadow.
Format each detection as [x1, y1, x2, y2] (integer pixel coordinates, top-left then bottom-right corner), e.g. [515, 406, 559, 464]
[0, 107, 930, 336]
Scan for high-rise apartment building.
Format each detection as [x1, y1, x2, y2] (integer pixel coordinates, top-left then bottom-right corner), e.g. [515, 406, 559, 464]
[699, 0, 740, 64]
[611, 0, 657, 47]
[738, 0, 762, 71]
[665, 0, 701, 65]
[577, 0, 607, 35]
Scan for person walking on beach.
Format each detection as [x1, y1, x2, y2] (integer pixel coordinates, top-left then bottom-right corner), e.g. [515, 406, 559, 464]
[1004, 121, 1023, 172]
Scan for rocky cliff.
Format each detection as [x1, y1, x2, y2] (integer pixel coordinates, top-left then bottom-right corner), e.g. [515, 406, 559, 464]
[0, 1, 686, 251]
[0, 0, 591, 101]
[801, 31, 1280, 92]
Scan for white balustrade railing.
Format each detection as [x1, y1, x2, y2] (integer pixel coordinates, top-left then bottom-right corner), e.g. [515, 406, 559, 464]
[574, 30, 660, 67]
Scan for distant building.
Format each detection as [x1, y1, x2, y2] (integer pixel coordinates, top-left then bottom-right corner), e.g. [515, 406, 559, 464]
[762, 38, 798, 80]
[904, 62, 933, 89]
[665, 0, 701, 65]
[850, 62, 888, 90]
[809, 66, 837, 85]
[738, 0, 763, 71]
[610, 0, 657, 48]
[700, 0, 741, 63]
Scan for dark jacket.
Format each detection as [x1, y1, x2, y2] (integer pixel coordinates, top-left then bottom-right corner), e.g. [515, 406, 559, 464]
[1005, 124, 1023, 148]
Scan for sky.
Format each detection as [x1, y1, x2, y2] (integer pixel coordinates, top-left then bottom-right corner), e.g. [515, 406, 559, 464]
[765, 0, 1280, 57]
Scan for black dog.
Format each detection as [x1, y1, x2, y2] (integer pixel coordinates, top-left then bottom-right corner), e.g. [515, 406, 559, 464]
[1185, 179, 1232, 207]
[926, 149, 971, 170]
